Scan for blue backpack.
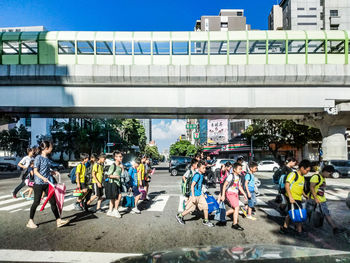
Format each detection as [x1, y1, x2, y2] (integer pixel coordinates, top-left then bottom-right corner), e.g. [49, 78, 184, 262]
[69, 163, 82, 184]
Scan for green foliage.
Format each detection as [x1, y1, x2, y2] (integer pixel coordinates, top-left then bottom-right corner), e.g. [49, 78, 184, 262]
[0, 125, 30, 156]
[169, 140, 200, 157]
[121, 119, 147, 152]
[243, 120, 322, 158]
[144, 144, 161, 160]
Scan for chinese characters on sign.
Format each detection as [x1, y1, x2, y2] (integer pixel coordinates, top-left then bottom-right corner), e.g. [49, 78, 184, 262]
[207, 119, 228, 144]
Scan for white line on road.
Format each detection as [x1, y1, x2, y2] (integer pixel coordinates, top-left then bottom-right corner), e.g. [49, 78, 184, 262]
[0, 200, 34, 211]
[0, 197, 24, 206]
[147, 195, 170, 212]
[9, 209, 22, 213]
[260, 207, 283, 217]
[0, 249, 141, 263]
[0, 194, 12, 200]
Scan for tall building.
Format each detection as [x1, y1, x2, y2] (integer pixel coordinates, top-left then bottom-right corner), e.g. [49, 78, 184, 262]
[195, 9, 251, 31]
[278, 0, 350, 30]
[268, 5, 283, 30]
[139, 119, 152, 144]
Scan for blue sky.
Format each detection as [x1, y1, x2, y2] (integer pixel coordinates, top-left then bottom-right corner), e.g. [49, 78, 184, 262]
[1, 0, 278, 152]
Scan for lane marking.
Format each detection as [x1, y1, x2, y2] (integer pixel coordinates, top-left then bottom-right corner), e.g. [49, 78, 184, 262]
[260, 207, 283, 217]
[0, 195, 12, 200]
[0, 200, 34, 211]
[147, 195, 170, 212]
[0, 198, 24, 206]
[0, 249, 141, 263]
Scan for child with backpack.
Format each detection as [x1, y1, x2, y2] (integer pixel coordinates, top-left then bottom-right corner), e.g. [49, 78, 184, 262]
[176, 160, 214, 227]
[128, 158, 142, 214]
[280, 159, 311, 237]
[307, 165, 343, 235]
[21, 160, 35, 200]
[86, 154, 104, 212]
[13, 148, 34, 198]
[105, 151, 123, 218]
[74, 153, 90, 211]
[217, 162, 231, 202]
[243, 162, 258, 220]
[182, 158, 199, 207]
[221, 162, 248, 231]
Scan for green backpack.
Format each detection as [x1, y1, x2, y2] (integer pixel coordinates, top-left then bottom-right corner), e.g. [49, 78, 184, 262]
[182, 170, 195, 197]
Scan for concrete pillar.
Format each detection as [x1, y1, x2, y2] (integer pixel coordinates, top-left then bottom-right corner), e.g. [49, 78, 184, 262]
[321, 126, 348, 161]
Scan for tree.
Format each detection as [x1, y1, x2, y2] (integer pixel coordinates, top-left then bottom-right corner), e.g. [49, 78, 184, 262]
[169, 140, 200, 157]
[144, 144, 161, 160]
[243, 120, 322, 160]
[0, 125, 30, 156]
[120, 119, 147, 152]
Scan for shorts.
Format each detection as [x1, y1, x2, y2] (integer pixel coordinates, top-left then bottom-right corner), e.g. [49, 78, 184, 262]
[105, 182, 121, 200]
[308, 199, 330, 216]
[185, 195, 208, 213]
[93, 183, 104, 198]
[80, 183, 88, 190]
[132, 186, 141, 197]
[287, 197, 303, 211]
[248, 191, 257, 208]
[226, 191, 240, 208]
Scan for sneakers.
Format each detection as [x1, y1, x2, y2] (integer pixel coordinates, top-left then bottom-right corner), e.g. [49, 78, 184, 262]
[106, 210, 114, 217]
[279, 226, 291, 235]
[20, 192, 25, 198]
[240, 207, 247, 217]
[12, 193, 17, 199]
[232, 224, 244, 231]
[26, 220, 38, 229]
[95, 208, 104, 214]
[26, 197, 34, 201]
[131, 208, 141, 214]
[246, 215, 257, 221]
[203, 220, 214, 227]
[112, 209, 121, 218]
[57, 218, 69, 228]
[176, 214, 185, 225]
[118, 207, 128, 212]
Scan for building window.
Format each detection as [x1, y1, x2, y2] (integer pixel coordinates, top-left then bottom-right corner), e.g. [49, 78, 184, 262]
[268, 40, 286, 54]
[327, 40, 345, 54]
[297, 22, 317, 25]
[229, 41, 247, 55]
[237, 11, 243, 16]
[308, 40, 325, 54]
[21, 41, 38, 54]
[297, 15, 317, 18]
[249, 40, 266, 54]
[25, 118, 31, 127]
[190, 41, 208, 55]
[153, 41, 170, 55]
[297, 8, 305, 10]
[221, 22, 228, 28]
[77, 41, 94, 54]
[320, 0, 324, 6]
[115, 41, 132, 55]
[172, 41, 188, 55]
[210, 41, 227, 55]
[96, 41, 113, 55]
[2, 41, 19, 54]
[330, 25, 339, 30]
[330, 10, 338, 17]
[288, 40, 306, 54]
[58, 41, 75, 54]
[310, 7, 317, 10]
[134, 41, 151, 55]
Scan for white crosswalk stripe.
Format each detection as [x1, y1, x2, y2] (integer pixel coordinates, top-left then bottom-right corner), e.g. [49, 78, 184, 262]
[147, 195, 170, 212]
[0, 198, 23, 206]
[0, 194, 12, 200]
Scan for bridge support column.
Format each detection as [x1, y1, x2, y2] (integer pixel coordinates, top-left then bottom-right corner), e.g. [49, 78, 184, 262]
[321, 125, 348, 161]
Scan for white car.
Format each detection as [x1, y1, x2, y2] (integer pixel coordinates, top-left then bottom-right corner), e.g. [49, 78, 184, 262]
[258, 160, 280, 172]
[211, 159, 236, 173]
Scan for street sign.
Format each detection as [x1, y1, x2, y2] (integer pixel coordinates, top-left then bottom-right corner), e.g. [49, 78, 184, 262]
[186, 124, 197, 130]
[194, 132, 200, 139]
[107, 143, 115, 147]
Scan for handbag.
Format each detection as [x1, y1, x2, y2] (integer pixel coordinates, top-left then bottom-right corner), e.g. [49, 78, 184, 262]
[311, 204, 324, 228]
[73, 188, 83, 197]
[288, 203, 307, 223]
[214, 202, 226, 222]
[138, 186, 147, 200]
[122, 193, 135, 208]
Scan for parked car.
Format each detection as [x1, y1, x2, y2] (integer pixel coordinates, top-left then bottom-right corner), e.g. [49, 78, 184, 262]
[211, 159, 236, 173]
[152, 159, 159, 165]
[323, 160, 350, 178]
[50, 162, 65, 171]
[0, 162, 17, 172]
[258, 160, 280, 172]
[169, 156, 191, 176]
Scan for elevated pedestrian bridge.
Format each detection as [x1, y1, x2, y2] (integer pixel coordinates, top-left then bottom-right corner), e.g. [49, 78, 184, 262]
[0, 30, 350, 160]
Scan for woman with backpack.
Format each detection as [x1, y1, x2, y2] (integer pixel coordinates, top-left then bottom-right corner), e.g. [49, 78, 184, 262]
[27, 141, 69, 229]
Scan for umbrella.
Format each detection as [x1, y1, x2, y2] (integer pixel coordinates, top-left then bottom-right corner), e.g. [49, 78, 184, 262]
[40, 181, 55, 211]
[55, 183, 66, 215]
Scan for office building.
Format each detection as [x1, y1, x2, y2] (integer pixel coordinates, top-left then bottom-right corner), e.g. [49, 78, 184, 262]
[268, 5, 283, 30]
[139, 119, 152, 144]
[277, 0, 350, 30]
[195, 9, 251, 31]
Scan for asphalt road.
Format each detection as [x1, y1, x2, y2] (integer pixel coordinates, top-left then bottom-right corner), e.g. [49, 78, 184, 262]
[0, 163, 349, 256]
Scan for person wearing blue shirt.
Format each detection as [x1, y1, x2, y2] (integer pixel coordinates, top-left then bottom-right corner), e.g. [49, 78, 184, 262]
[128, 159, 142, 214]
[244, 162, 258, 220]
[176, 161, 214, 227]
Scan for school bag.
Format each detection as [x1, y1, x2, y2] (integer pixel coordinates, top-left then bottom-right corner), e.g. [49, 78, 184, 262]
[304, 174, 322, 196]
[183, 170, 195, 197]
[240, 173, 252, 193]
[273, 168, 283, 185]
[120, 169, 131, 188]
[85, 163, 93, 185]
[68, 163, 82, 184]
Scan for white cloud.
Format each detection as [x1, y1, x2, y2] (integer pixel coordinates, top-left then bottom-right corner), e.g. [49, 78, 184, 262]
[152, 120, 186, 141]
